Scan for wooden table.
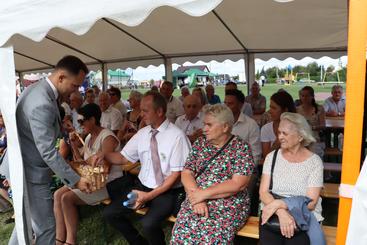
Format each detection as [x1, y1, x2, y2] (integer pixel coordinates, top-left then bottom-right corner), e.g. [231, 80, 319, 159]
[325, 117, 345, 129]
[324, 117, 345, 150]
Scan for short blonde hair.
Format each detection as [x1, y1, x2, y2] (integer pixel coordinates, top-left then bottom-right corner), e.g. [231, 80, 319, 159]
[280, 112, 316, 146]
[129, 90, 143, 102]
[203, 104, 234, 128]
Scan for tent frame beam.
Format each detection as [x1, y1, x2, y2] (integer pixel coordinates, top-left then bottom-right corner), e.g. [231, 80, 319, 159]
[14, 51, 54, 68]
[211, 10, 249, 53]
[45, 35, 103, 63]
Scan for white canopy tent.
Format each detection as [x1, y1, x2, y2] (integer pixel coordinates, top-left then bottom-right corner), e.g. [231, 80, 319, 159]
[0, 0, 348, 244]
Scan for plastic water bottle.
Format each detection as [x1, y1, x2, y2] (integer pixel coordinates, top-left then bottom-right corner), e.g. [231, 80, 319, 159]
[7, 189, 12, 199]
[122, 192, 138, 209]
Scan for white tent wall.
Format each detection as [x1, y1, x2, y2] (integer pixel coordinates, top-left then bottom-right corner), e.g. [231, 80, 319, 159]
[0, 47, 32, 244]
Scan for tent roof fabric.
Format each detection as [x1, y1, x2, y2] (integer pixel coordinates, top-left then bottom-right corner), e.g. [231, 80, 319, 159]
[0, 0, 347, 72]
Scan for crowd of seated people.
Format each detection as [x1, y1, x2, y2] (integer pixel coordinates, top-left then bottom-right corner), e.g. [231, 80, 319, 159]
[5, 79, 342, 245]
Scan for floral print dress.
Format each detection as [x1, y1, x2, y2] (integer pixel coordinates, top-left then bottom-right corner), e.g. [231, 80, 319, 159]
[171, 135, 255, 244]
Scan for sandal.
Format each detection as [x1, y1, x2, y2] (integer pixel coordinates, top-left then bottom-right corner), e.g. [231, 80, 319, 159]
[55, 238, 65, 244]
[64, 242, 75, 245]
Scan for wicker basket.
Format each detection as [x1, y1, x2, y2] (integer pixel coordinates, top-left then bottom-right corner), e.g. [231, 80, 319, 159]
[70, 160, 110, 192]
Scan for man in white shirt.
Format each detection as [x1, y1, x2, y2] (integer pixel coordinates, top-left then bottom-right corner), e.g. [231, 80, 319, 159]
[175, 95, 203, 143]
[224, 89, 261, 215]
[70, 91, 83, 134]
[160, 81, 184, 123]
[179, 86, 190, 102]
[98, 91, 191, 245]
[323, 85, 346, 117]
[224, 89, 261, 164]
[99, 92, 123, 134]
[108, 86, 127, 118]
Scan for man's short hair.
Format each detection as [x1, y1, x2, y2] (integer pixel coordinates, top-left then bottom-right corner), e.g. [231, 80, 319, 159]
[85, 88, 94, 95]
[225, 89, 245, 104]
[55, 55, 89, 76]
[332, 85, 343, 92]
[162, 81, 174, 89]
[144, 91, 167, 114]
[108, 86, 121, 99]
[225, 81, 237, 89]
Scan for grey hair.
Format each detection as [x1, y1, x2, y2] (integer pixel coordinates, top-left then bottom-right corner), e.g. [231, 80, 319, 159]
[280, 112, 316, 146]
[332, 85, 343, 92]
[203, 104, 234, 128]
[181, 86, 189, 92]
[129, 90, 143, 102]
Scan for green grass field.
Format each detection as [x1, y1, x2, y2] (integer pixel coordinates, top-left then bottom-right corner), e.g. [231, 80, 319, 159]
[121, 83, 343, 109]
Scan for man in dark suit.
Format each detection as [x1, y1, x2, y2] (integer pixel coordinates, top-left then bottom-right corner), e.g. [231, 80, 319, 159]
[10, 55, 91, 245]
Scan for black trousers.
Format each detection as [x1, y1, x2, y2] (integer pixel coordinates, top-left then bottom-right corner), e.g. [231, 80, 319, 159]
[259, 225, 310, 245]
[103, 175, 177, 245]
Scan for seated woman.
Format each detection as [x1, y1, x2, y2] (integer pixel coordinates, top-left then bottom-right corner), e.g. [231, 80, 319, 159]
[0, 112, 6, 156]
[259, 112, 324, 245]
[171, 104, 255, 244]
[54, 103, 122, 245]
[261, 91, 296, 163]
[296, 86, 326, 158]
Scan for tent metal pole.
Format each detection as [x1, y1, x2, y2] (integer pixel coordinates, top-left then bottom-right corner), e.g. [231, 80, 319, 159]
[337, 0, 367, 244]
[245, 53, 255, 95]
[164, 58, 173, 86]
[101, 63, 108, 91]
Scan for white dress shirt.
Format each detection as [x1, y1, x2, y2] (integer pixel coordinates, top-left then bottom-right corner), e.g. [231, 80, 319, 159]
[166, 96, 184, 123]
[113, 100, 127, 117]
[323, 97, 346, 114]
[71, 108, 83, 134]
[241, 102, 253, 117]
[232, 113, 261, 164]
[121, 119, 191, 189]
[260, 121, 276, 146]
[175, 112, 204, 136]
[100, 105, 123, 131]
[46, 77, 58, 99]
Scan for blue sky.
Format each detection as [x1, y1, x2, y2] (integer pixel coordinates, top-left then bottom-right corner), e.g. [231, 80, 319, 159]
[131, 56, 348, 81]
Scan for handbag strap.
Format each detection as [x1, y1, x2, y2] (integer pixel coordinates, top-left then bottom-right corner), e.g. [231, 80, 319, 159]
[197, 135, 235, 178]
[269, 149, 279, 191]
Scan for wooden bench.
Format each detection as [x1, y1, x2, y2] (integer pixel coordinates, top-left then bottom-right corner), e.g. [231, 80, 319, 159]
[136, 208, 337, 243]
[321, 183, 339, 198]
[324, 148, 342, 157]
[324, 162, 342, 172]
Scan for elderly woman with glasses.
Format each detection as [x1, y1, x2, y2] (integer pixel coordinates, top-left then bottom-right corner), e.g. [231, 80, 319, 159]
[171, 104, 255, 244]
[259, 112, 324, 245]
[53, 103, 122, 245]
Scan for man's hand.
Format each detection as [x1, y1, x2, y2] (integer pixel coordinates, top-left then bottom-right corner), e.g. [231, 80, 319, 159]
[328, 110, 338, 117]
[75, 177, 92, 194]
[134, 190, 153, 205]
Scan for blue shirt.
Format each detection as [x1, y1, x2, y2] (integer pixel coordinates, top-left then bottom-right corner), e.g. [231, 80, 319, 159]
[208, 94, 221, 105]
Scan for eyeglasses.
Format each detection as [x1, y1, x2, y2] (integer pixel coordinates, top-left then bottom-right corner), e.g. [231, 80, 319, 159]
[109, 93, 117, 96]
[77, 119, 86, 125]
